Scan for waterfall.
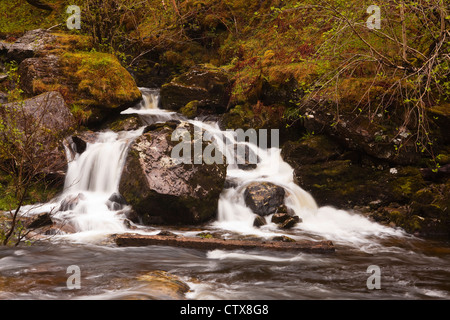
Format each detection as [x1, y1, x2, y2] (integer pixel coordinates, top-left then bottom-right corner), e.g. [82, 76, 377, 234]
[21, 88, 404, 245]
[50, 128, 144, 240]
[124, 90, 403, 244]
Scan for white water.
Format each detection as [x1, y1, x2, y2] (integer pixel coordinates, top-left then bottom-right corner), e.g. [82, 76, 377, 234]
[123, 89, 405, 247]
[21, 88, 405, 246]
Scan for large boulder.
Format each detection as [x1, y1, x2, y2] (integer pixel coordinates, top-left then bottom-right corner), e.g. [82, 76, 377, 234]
[18, 55, 61, 96]
[1, 91, 75, 178]
[15, 31, 142, 127]
[160, 65, 232, 115]
[119, 121, 227, 225]
[0, 29, 55, 63]
[244, 182, 286, 216]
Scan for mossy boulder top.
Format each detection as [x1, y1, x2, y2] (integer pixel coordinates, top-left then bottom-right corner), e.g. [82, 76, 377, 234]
[5, 30, 142, 126]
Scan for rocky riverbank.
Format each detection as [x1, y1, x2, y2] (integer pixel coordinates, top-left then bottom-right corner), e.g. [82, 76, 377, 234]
[1, 2, 449, 241]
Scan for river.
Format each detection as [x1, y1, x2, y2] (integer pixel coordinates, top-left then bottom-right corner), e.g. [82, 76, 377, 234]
[0, 88, 449, 300]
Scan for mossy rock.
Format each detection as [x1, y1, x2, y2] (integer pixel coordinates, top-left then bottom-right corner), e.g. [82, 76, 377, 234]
[160, 64, 232, 113]
[106, 114, 143, 132]
[219, 102, 286, 132]
[61, 51, 142, 110]
[180, 100, 199, 119]
[16, 31, 142, 127]
[281, 135, 342, 165]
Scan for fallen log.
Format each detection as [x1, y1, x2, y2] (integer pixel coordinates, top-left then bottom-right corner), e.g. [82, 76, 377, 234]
[112, 233, 335, 254]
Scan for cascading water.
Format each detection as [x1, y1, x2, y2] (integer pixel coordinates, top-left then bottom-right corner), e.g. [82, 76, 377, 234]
[56, 129, 144, 240]
[6, 88, 450, 301]
[21, 88, 405, 246]
[121, 89, 405, 247]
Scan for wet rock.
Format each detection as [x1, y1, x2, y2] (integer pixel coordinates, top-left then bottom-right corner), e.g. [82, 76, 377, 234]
[158, 230, 178, 237]
[119, 122, 227, 225]
[108, 193, 127, 204]
[107, 114, 142, 132]
[253, 215, 267, 228]
[123, 219, 134, 229]
[276, 204, 296, 216]
[107, 192, 128, 211]
[279, 216, 301, 229]
[234, 143, 260, 170]
[223, 179, 239, 189]
[64, 131, 100, 159]
[271, 213, 301, 229]
[116, 208, 140, 224]
[24, 212, 53, 229]
[271, 213, 291, 224]
[244, 182, 285, 216]
[106, 201, 122, 211]
[136, 270, 190, 299]
[160, 65, 231, 114]
[59, 193, 85, 212]
[271, 235, 296, 242]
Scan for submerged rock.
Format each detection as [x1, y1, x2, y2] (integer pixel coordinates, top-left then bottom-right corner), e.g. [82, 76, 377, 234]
[119, 122, 227, 225]
[136, 270, 190, 299]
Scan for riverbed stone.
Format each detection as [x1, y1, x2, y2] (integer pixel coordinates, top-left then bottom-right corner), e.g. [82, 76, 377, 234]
[253, 215, 267, 228]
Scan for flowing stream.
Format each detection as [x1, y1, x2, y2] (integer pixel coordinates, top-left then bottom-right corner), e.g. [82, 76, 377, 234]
[0, 88, 449, 300]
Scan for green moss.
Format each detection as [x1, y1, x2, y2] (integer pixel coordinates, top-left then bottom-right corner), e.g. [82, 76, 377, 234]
[412, 188, 434, 204]
[196, 232, 213, 239]
[0, 175, 60, 212]
[220, 104, 255, 129]
[390, 169, 425, 199]
[62, 51, 141, 108]
[180, 100, 199, 119]
[0, 0, 69, 35]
